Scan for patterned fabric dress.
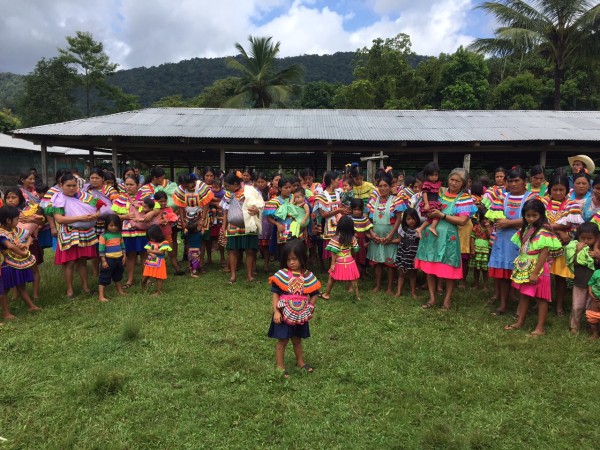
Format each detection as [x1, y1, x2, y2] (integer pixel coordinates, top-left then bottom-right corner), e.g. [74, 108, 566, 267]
[366, 195, 405, 266]
[0, 227, 36, 289]
[485, 191, 537, 279]
[350, 215, 373, 265]
[325, 236, 360, 281]
[172, 180, 214, 224]
[419, 181, 443, 218]
[510, 225, 562, 301]
[263, 196, 301, 245]
[143, 240, 172, 280]
[395, 226, 419, 271]
[84, 184, 119, 234]
[469, 223, 491, 271]
[111, 190, 156, 253]
[541, 196, 583, 279]
[220, 188, 259, 250]
[313, 190, 343, 259]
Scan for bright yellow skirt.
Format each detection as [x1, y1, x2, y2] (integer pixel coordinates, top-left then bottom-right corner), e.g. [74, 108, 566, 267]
[550, 254, 574, 279]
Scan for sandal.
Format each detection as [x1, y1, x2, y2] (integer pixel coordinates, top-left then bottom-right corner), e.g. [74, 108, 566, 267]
[300, 364, 314, 373]
[421, 302, 435, 309]
[319, 293, 330, 300]
[122, 283, 133, 290]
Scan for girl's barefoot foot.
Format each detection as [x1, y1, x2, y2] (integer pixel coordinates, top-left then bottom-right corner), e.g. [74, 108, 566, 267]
[28, 305, 42, 312]
[228, 278, 236, 285]
[99, 297, 109, 303]
[394, 292, 401, 298]
[570, 328, 579, 335]
[386, 289, 394, 295]
[411, 293, 418, 300]
[429, 228, 438, 237]
[504, 324, 521, 331]
[528, 329, 545, 337]
[372, 287, 380, 293]
[590, 334, 600, 340]
[3, 313, 16, 320]
[556, 309, 565, 316]
[191, 272, 199, 278]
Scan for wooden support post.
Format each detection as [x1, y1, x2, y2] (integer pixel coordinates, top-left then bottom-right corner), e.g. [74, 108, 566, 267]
[220, 148, 226, 172]
[89, 149, 95, 168]
[326, 149, 332, 171]
[169, 155, 175, 181]
[463, 153, 471, 172]
[540, 150, 547, 167]
[111, 142, 118, 178]
[433, 151, 439, 163]
[379, 151, 384, 169]
[41, 140, 48, 184]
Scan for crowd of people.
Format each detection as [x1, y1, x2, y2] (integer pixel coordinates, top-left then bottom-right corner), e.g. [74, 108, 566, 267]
[2, 156, 600, 373]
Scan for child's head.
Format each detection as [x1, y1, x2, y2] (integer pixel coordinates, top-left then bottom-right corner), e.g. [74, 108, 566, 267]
[350, 198, 364, 217]
[401, 208, 420, 230]
[299, 168, 315, 186]
[293, 187, 306, 205]
[342, 178, 354, 192]
[212, 179, 222, 192]
[0, 206, 20, 229]
[476, 208, 490, 225]
[478, 174, 490, 188]
[280, 239, 308, 271]
[529, 165, 545, 188]
[576, 222, 599, 247]
[142, 197, 155, 213]
[203, 166, 216, 185]
[323, 171, 339, 188]
[403, 175, 416, 189]
[104, 214, 122, 233]
[493, 167, 507, 186]
[3, 188, 26, 209]
[547, 174, 569, 201]
[521, 199, 547, 231]
[186, 218, 200, 233]
[35, 183, 50, 197]
[153, 191, 168, 209]
[336, 215, 355, 246]
[146, 224, 165, 242]
[423, 162, 440, 182]
[470, 181, 484, 197]
[103, 171, 116, 188]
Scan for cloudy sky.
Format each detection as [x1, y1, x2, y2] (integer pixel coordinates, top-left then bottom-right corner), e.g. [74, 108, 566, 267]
[1, 0, 494, 74]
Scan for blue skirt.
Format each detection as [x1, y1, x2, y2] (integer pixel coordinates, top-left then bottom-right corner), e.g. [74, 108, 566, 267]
[124, 236, 149, 253]
[488, 228, 519, 271]
[1, 266, 34, 290]
[268, 319, 310, 339]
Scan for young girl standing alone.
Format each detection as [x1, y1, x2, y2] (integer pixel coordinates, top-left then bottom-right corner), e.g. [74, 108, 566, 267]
[395, 208, 420, 299]
[268, 240, 321, 378]
[142, 225, 172, 296]
[322, 215, 360, 300]
[504, 199, 562, 336]
[98, 214, 127, 302]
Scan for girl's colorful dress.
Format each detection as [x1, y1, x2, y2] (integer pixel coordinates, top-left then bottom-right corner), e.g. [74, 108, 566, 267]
[419, 181, 443, 217]
[350, 215, 373, 265]
[415, 190, 477, 279]
[486, 191, 537, 279]
[569, 190, 597, 221]
[112, 190, 157, 253]
[172, 180, 215, 241]
[268, 269, 321, 339]
[541, 196, 583, 279]
[263, 196, 298, 245]
[313, 190, 342, 259]
[527, 183, 548, 197]
[395, 226, 419, 271]
[50, 191, 104, 264]
[366, 195, 405, 266]
[469, 223, 491, 271]
[84, 184, 119, 234]
[220, 188, 259, 250]
[326, 236, 360, 281]
[143, 240, 172, 280]
[0, 228, 36, 290]
[510, 225, 562, 301]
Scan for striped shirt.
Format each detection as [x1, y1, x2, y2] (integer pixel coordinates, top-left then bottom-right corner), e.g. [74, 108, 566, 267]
[99, 232, 125, 258]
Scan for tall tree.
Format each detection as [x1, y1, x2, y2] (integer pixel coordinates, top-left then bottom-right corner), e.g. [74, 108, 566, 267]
[226, 36, 304, 108]
[470, 0, 600, 110]
[18, 57, 77, 127]
[58, 31, 118, 116]
[439, 47, 490, 109]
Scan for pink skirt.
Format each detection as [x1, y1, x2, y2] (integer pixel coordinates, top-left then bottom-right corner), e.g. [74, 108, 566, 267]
[54, 245, 98, 265]
[511, 263, 552, 301]
[331, 255, 360, 281]
[414, 259, 463, 280]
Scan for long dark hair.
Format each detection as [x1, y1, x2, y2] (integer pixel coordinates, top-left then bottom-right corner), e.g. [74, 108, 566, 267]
[520, 198, 548, 238]
[104, 214, 122, 232]
[146, 225, 165, 242]
[336, 216, 355, 247]
[3, 188, 26, 210]
[401, 208, 420, 230]
[0, 206, 20, 227]
[280, 239, 308, 271]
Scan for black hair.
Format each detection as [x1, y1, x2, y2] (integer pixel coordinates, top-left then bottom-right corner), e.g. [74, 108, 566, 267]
[153, 191, 167, 201]
[60, 173, 76, 184]
[479, 175, 490, 188]
[280, 239, 308, 271]
[124, 174, 140, 185]
[18, 171, 34, 185]
[35, 183, 49, 195]
[0, 206, 20, 226]
[572, 172, 591, 185]
[322, 171, 339, 188]
[475, 207, 488, 224]
[150, 167, 166, 180]
[349, 166, 362, 178]
[415, 171, 426, 182]
[576, 222, 600, 239]
[142, 197, 155, 210]
[278, 177, 292, 192]
[89, 167, 106, 180]
[104, 214, 122, 232]
[104, 171, 116, 185]
[179, 173, 197, 186]
[255, 171, 270, 182]
[547, 174, 569, 196]
[223, 172, 242, 187]
[293, 187, 306, 196]
[530, 165, 545, 177]
[403, 175, 416, 188]
[401, 208, 420, 230]
[520, 198, 548, 237]
[203, 166, 216, 177]
[3, 188, 26, 209]
[423, 162, 440, 177]
[470, 181, 484, 197]
[299, 168, 315, 179]
[242, 168, 254, 180]
[55, 169, 71, 185]
[342, 177, 355, 187]
[493, 167, 507, 177]
[123, 167, 136, 177]
[377, 172, 393, 187]
[146, 224, 165, 242]
[336, 215, 355, 247]
[212, 178, 222, 187]
[350, 198, 364, 211]
[594, 173, 600, 187]
[186, 218, 200, 233]
[374, 168, 386, 183]
[506, 166, 527, 181]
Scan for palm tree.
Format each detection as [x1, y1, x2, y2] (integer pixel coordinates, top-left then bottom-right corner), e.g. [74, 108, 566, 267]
[470, 0, 600, 110]
[225, 36, 304, 108]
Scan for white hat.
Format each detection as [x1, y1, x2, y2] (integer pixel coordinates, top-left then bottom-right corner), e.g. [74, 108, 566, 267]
[568, 155, 595, 174]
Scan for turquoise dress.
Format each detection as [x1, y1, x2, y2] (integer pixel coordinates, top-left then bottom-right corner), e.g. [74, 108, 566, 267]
[367, 196, 398, 266]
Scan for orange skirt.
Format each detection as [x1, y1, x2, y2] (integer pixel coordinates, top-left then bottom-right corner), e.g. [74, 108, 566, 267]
[143, 259, 168, 280]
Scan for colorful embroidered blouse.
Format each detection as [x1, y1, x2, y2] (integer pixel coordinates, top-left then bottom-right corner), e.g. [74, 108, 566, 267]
[112, 190, 154, 238]
[325, 236, 359, 256]
[144, 240, 172, 267]
[438, 190, 476, 217]
[0, 228, 36, 269]
[511, 225, 562, 256]
[539, 196, 583, 228]
[220, 189, 250, 236]
[485, 191, 537, 221]
[350, 215, 373, 234]
[313, 190, 342, 240]
[264, 196, 298, 244]
[366, 195, 406, 224]
[172, 181, 214, 210]
[269, 269, 322, 295]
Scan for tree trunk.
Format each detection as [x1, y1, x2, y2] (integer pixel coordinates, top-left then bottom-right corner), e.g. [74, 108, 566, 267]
[553, 64, 562, 111]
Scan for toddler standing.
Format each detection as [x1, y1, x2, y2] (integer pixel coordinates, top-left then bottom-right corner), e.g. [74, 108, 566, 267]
[395, 208, 420, 299]
[98, 214, 127, 302]
[322, 216, 360, 300]
[142, 225, 172, 295]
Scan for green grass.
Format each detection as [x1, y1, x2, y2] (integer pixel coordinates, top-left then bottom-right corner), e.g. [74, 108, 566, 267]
[1, 250, 600, 449]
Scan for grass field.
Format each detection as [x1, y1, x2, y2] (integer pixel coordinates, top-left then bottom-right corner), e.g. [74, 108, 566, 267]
[1, 249, 600, 449]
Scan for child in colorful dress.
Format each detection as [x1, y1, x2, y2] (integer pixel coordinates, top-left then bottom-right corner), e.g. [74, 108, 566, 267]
[211, 179, 227, 268]
[322, 216, 360, 300]
[255, 173, 273, 273]
[0, 206, 41, 316]
[264, 178, 296, 258]
[504, 199, 562, 336]
[153, 191, 184, 275]
[395, 208, 420, 299]
[587, 269, 600, 339]
[98, 214, 127, 302]
[268, 239, 321, 378]
[349, 198, 373, 277]
[564, 222, 598, 334]
[141, 225, 172, 295]
[339, 178, 355, 208]
[186, 218, 203, 277]
[470, 210, 492, 291]
[291, 188, 310, 240]
[417, 162, 443, 237]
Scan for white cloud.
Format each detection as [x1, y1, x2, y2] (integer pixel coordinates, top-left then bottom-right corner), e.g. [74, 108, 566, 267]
[0, 0, 478, 74]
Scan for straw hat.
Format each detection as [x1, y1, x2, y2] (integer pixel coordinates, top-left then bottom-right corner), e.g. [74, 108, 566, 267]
[568, 155, 595, 174]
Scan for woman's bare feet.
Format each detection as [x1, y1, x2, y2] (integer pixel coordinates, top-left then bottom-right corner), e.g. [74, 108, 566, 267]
[3, 313, 16, 320]
[28, 305, 42, 312]
[504, 324, 521, 331]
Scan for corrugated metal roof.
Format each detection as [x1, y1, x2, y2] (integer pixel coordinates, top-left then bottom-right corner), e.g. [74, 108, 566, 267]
[11, 108, 600, 142]
[0, 133, 109, 156]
